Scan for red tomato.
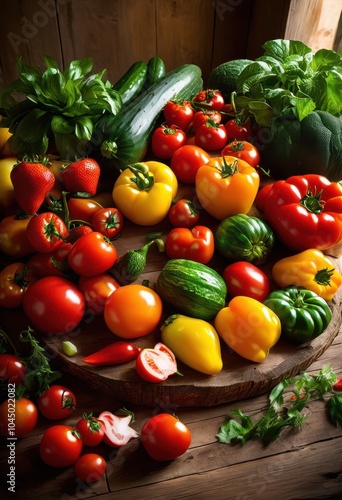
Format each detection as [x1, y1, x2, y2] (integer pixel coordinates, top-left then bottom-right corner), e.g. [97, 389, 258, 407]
[40, 424, 83, 468]
[27, 249, 70, 278]
[23, 276, 85, 335]
[0, 214, 36, 258]
[98, 410, 138, 447]
[222, 261, 270, 302]
[170, 145, 210, 184]
[104, 284, 163, 339]
[76, 413, 105, 446]
[92, 207, 124, 239]
[0, 397, 38, 438]
[78, 273, 120, 315]
[74, 454, 106, 483]
[195, 121, 227, 151]
[191, 110, 222, 132]
[136, 343, 178, 383]
[25, 212, 68, 253]
[0, 262, 37, 308]
[163, 100, 194, 130]
[37, 384, 76, 420]
[168, 199, 200, 228]
[67, 231, 117, 277]
[151, 124, 187, 159]
[193, 89, 225, 111]
[0, 353, 26, 385]
[68, 198, 102, 224]
[221, 140, 260, 168]
[66, 224, 93, 243]
[141, 413, 192, 461]
[165, 226, 214, 264]
[224, 117, 253, 142]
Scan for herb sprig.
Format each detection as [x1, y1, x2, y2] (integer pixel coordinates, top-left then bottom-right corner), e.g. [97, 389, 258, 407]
[217, 366, 342, 446]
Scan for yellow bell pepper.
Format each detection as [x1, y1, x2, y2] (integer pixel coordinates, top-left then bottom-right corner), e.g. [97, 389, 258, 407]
[161, 314, 223, 375]
[214, 296, 281, 363]
[195, 155, 260, 220]
[272, 248, 342, 301]
[112, 160, 178, 226]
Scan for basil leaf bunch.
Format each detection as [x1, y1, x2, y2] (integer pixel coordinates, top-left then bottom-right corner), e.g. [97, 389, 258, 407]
[234, 39, 342, 126]
[0, 55, 122, 160]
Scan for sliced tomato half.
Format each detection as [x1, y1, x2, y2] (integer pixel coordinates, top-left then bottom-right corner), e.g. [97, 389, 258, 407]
[136, 343, 178, 383]
[98, 411, 138, 448]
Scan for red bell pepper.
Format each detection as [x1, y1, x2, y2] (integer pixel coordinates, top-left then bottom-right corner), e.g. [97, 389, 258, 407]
[82, 341, 140, 366]
[165, 225, 214, 264]
[256, 174, 342, 251]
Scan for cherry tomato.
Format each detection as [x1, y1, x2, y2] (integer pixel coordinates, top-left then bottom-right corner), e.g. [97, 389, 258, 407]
[170, 145, 210, 184]
[168, 199, 200, 228]
[221, 140, 260, 168]
[37, 384, 76, 420]
[166, 226, 214, 264]
[92, 207, 124, 239]
[0, 353, 26, 385]
[27, 243, 72, 278]
[23, 276, 85, 335]
[40, 424, 83, 468]
[0, 397, 38, 438]
[0, 214, 36, 258]
[141, 413, 192, 461]
[136, 343, 178, 383]
[74, 453, 106, 483]
[78, 273, 120, 315]
[163, 100, 194, 130]
[193, 89, 225, 111]
[104, 284, 163, 339]
[191, 110, 222, 132]
[222, 261, 270, 302]
[68, 231, 117, 277]
[224, 117, 253, 142]
[195, 121, 227, 151]
[68, 197, 102, 224]
[0, 262, 37, 308]
[25, 212, 68, 253]
[76, 413, 105, 446]
[66, 224, 93, 243]
[151, 124, 187, 159]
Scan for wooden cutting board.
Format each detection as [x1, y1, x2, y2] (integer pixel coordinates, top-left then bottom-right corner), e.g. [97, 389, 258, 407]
[38, 185, 342, 408]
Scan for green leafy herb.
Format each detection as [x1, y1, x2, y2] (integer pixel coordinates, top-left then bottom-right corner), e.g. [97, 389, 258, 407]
[0, 55, 122, 160]
[217, 366, 342, 446]
[233, 39, 342, 126]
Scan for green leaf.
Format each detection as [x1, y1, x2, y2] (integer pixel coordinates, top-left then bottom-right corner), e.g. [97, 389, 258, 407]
[42, 54, 59, 70]
[74, 116, 93, 141]
[65, 57, 94, 81]
[15, 108, 51, 144]
[327, 395, 342, 427]
[51, 115, 75, 134]
[216, 409, 254, 445]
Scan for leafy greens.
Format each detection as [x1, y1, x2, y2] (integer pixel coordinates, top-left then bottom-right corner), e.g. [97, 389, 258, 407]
[0, 55, 122, 160]
[233, 39, 342, 126]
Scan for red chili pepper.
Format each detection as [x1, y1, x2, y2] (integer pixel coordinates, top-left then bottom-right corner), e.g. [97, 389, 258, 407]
[332, 377, 342, 392]
[82, 341, 141, 366]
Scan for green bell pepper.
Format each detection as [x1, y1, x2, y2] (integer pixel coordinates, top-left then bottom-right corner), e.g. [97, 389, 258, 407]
[263, 285, 332, 344]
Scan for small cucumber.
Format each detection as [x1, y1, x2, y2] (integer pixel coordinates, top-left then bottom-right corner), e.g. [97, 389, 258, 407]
[145, 56, 166, 87]
[112, 61, 148, 104]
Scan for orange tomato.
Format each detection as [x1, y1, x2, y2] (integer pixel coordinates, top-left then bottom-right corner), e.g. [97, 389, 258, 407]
[0, 214, 36, 258]
[104, 284, 163, 339]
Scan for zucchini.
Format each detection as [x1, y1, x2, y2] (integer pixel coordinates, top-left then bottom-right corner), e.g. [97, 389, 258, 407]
[145, 56, 166, 87]
[156, 259, 227, 321]
[215, 214, 275, 265]
[112, 61, 148, 104]
[97, 64, 203, 170]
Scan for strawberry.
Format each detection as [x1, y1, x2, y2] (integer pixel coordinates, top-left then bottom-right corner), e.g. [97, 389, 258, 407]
[10, 159, 56, 215]
[60, 158, 100, 195]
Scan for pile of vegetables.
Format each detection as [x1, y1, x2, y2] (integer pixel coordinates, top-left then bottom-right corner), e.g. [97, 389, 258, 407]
[0, 41, 342, 475]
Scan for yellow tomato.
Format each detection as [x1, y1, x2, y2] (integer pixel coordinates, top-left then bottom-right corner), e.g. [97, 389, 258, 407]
[0, 157, 17, 212]
[0, 127, 12, 154]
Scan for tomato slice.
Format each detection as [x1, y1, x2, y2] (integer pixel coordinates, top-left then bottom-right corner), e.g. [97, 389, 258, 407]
[98, 411, 138, 448]
[136, 343, 178, 383]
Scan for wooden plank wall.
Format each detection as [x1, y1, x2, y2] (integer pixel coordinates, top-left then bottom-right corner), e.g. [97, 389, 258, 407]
[0, 0, 340, 94]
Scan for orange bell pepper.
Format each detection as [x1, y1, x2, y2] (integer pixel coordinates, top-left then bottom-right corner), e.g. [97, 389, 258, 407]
[272, 248, 342, 301]
[195, 155, 260, 220]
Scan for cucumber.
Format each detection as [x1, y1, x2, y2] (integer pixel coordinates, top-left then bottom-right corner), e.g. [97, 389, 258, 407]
[112, 61, 148, 104]
[156, 259, 227, 321]
[98, 64, 203, 170]
[145, 56, 166, 87]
